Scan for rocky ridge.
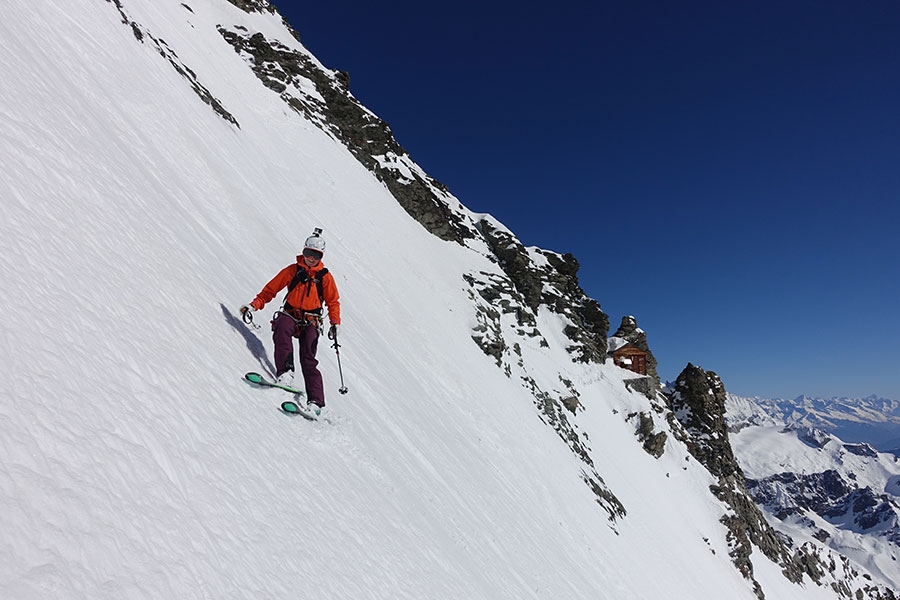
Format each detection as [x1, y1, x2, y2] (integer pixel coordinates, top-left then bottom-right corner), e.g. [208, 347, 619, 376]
[667, 364, 813, 598]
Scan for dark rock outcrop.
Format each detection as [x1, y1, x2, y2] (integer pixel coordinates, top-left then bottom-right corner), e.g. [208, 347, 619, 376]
[521, 375, 626, 523]
[747, 470, 900, 545]
[477, 220, 608, 364]
[223, 0, 276, 13]
[667, 363, 816, 597]
[844, 443, 879, 458]
[632, 411, 667, 458]
[106, 1, 239, 127]
[462, 264, 623, 521]
[217, 27, 475, 245]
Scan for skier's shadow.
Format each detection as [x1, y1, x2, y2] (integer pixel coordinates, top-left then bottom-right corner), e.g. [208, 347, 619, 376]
[220, 303, 275, 377]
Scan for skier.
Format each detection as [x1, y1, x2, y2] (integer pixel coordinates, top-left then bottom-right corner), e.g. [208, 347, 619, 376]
[241, 229, 341, 414]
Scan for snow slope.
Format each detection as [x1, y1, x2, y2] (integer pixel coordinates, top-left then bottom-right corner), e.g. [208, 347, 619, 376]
[0, 1, 888, 598]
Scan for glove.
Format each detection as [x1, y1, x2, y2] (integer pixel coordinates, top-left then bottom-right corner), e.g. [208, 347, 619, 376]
[328, 324, 339, 340]
[240, 304, 257, 324]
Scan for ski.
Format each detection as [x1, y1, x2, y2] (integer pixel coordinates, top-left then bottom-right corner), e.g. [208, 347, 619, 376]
[280, 400, 319, 420]
[244, 372, 319, 420]
[244, 371, 305, 395]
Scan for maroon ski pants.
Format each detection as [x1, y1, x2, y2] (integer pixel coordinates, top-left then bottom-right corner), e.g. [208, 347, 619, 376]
[272, 313, 325, 407]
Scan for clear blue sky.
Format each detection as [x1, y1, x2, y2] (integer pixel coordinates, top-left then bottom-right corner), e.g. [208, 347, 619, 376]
[273, 0, 900, 400]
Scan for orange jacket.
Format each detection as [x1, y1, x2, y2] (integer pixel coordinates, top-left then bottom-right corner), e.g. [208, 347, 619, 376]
[251, 257, 341, 324]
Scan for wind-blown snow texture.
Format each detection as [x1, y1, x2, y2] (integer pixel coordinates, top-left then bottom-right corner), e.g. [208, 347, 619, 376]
[0, 1, 895, 598]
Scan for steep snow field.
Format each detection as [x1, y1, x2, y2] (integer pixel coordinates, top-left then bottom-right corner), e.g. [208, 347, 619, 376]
[0, 1, 868, 598]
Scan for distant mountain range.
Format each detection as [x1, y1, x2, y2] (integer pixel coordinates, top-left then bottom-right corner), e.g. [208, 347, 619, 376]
[725, 394, 900, 578]
[728, 394, 900, 456]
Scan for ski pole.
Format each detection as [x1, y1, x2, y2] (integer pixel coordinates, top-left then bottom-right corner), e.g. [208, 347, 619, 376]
[329, 327, 348, 395]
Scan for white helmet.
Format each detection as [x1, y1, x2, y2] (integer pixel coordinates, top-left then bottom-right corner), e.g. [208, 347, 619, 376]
[303, 233, 326, 255]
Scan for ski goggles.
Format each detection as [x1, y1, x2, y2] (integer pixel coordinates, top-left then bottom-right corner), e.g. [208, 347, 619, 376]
[302, 248, 323, 261]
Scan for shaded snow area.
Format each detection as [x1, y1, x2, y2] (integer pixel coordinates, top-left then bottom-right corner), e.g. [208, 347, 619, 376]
[0, 1, 893, 599]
